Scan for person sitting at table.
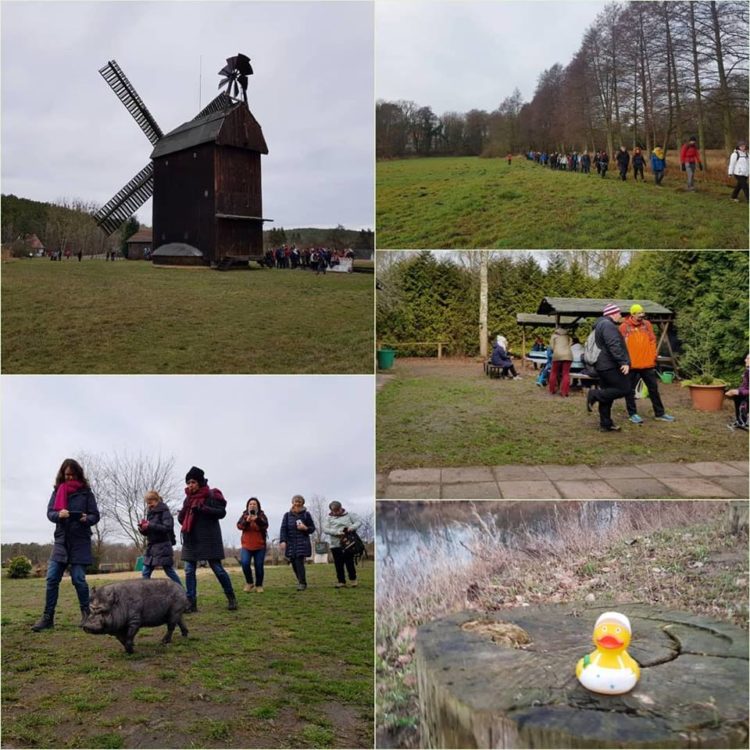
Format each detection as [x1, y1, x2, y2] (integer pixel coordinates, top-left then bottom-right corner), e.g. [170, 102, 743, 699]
[531, 335, 546, 352]
[491, 339, 521, 379]
[570, 336, 584, 364]
[536, 346, 553, 387]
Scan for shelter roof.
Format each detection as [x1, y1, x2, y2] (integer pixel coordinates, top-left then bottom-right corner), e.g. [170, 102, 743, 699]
[151, 103, 268, 159]
[126, 229, 153, 244]
[537, 297, 672, 317]
[516, 313, 580, 327]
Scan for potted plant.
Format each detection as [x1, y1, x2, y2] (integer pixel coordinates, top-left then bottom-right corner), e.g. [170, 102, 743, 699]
[678, 313, 728, 412]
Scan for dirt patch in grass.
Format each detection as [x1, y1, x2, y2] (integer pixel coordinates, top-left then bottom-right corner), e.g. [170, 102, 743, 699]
[377, 358, 749, 471]
[375, 501, 749, 748]
[2, 564, 374, 748]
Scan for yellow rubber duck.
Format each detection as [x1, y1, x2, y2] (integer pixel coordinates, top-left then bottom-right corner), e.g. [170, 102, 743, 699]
[575, 611, 640, 694]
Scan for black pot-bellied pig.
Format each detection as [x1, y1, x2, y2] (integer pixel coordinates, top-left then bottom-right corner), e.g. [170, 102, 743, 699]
[82, 578, 189, 653]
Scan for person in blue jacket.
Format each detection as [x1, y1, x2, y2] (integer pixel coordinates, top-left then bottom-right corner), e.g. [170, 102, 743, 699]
[650, 147, 666, 185]
[32, 458, 100, 631]
[279, 495, 316, 590]
[491, 339, 521, 379]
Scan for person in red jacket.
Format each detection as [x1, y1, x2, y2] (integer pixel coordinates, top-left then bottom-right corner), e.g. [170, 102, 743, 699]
[680, 136, 703, 191]
[619, 304, 675, 424]
[236, 497, 269, 593]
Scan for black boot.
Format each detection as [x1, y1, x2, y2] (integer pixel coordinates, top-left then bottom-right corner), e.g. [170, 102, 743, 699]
[187, 597, 198, 613]
[31, 612, 54, 631]
[80, 606, 90, 627]
[226, 593, 238, 611]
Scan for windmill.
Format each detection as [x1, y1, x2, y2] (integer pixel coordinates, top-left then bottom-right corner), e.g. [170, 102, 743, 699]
[95, 55, 269, 266]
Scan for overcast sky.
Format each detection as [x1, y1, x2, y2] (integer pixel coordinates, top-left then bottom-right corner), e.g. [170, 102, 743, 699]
[377, 0, 609, 114]
[2, 376, 374, 546]
[1, 1, 373, 230]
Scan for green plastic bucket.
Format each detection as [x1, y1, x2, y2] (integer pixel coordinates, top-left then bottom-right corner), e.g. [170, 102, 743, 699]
[660, 372, 674, 384]
[377, 348, 396, 370]
[134, 556, 144, 572]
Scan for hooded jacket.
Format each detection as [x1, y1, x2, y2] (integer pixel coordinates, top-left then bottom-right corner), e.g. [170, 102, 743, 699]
[178, 488, 227, 562]
[141, 501, 175, 568]
[322, 511, 362, 550]
[46, 486, 100, 565]
[279, 508, 315, 558]
[550, 328, 573, 362]
[593, 316, 631, 372]
[619, 316, 658, 370]
[728, 149, 749, 177]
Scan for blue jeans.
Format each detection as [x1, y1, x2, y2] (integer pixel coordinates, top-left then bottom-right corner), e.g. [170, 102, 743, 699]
[45, 560, 89, 614]
[183, 559, 234, 601]
[240, 548, 266, 586]
[142, 564, 183, 587]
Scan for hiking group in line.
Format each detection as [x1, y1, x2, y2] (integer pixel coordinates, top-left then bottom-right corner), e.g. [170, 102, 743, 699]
[31, 460, 365, 631]
[526, 137, 748, 200]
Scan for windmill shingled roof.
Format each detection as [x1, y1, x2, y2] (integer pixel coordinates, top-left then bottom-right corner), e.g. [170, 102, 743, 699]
[150, 103, 268, 159]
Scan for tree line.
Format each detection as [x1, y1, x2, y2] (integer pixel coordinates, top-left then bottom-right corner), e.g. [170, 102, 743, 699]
[377, 1, 748, 163]
[376, 250, 748, 381]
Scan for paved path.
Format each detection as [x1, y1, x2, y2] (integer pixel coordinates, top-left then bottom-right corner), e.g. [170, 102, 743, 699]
[377, 461, 749, 499]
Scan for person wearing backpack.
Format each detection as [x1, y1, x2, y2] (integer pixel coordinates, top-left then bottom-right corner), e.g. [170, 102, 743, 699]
[322, 501, 362, 588]
[585, 304, 631, 432]
[178, 466, 237, 612]
[679, 136, 703, 191]
[728, 141, 749, 202]
[139, 490, 183, 588]
[619, 305, 675, 425]
[650, 147, 666, 186]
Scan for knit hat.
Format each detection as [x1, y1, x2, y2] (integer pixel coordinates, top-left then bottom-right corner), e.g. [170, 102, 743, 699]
[630, 304, 644, 315]
[602, 303, 621, 318]
[595, 611, 631, 633]
[689, 135, 697, 142]
[185, 466, 206, 485]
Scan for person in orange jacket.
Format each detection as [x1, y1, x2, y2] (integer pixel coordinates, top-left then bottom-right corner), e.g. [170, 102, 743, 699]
[619, 304, 675, 424]
[679, 136, 703, 191]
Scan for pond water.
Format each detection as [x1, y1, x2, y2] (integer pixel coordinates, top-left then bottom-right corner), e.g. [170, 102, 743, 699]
[376, 501, 621, 575]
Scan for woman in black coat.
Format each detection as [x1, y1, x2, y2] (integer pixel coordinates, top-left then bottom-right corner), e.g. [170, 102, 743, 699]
[138, 490, 182, 587]
[177, 466, 237, 612]
[32, 458, 100, 631]
[279, 495, 315, 591]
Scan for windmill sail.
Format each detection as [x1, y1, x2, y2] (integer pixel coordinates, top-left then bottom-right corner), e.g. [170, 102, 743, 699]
[94, 163, 154, 235]
[99, 60, 164, 145]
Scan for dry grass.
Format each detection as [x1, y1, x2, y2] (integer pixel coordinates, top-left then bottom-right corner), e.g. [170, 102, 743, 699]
[375, 501, 748, 748]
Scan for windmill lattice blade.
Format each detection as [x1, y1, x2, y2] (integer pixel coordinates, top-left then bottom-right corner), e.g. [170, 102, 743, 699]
[99, 60, 164, 145]
[94, 163, 154, 235]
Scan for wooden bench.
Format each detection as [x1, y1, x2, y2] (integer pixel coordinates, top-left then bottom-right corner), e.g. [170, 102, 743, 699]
[570, 372, 599, 389]
[484, 360, 511, 379]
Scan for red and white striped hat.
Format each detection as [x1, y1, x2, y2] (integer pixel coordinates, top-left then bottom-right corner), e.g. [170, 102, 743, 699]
[602, 303, 621, 317]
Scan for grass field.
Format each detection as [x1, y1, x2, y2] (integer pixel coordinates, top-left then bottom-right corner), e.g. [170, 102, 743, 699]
[376, 155, 749, 249]
[2, 563, 374, 749]
[1, 261, 374, 374]
[376, 359, 749, 472]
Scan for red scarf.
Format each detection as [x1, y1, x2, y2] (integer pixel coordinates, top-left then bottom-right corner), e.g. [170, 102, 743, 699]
[180, 485, 211, 534]
[53, 480, 84, 511]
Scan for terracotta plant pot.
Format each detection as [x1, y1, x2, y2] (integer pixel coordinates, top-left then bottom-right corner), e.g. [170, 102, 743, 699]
[687, 383, 726, 412]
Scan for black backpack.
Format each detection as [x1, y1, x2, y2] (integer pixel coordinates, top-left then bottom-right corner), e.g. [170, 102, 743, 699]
[340, 530, 367, 565]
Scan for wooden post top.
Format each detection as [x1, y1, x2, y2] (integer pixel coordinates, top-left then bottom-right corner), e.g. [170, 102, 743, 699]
[416, 603, 748, 749]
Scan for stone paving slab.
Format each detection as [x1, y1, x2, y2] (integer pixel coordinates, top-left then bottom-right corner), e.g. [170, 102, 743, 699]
[684, 461, 746, 477]
[389, 468, 441, 484]
[498, 480, 561, 499]
[493, 465, 548, 481]
[637, 463, 701, 478]
[659, 478, 735, 498]
[607, 478, 674, 498]
[725, 461, 750, 474]
[441, 467, 495, 484]
[539, 464, 600, 481]
[556, 480, 622, 499]
[592, 465, 651, 480]
[441, 482, 502, 499]
[382, 483, 441, 499]
[710, 476, 750, 497]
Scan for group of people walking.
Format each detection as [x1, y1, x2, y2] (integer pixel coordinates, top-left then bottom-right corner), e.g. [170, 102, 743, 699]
[263, 246, 354, 273]
[32, 461, 364, 631]
[526, 137, 748, 199]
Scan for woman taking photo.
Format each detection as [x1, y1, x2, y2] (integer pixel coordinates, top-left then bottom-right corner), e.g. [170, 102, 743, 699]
[279, 495, 315, 591]
[32, 458, 100, 632]
[236, 497, 269, 592]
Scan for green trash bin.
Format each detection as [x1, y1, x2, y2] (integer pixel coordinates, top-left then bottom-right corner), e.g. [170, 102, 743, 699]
[134, 555, 144, 572]
[377, 348, 396, 370]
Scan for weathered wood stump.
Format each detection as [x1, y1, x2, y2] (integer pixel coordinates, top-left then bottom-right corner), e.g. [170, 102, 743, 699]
[416, 603, 748, 748]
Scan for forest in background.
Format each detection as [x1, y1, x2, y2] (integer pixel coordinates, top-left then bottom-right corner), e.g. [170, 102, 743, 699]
[376, 250, 749, 381]
[377, 1, 748, 161]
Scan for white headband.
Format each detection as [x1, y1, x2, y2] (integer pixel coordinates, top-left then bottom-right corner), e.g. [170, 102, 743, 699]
[595, 611, 631, 633]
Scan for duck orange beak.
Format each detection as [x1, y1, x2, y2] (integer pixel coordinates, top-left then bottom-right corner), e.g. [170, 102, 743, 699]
[596, 634, 624, 649]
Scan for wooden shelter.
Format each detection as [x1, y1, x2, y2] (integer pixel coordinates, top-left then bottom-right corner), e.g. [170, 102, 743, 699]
[515, 313, 580, 362]
[150, 102, 269, 265]
[534, 297, 679, 374]
[125, 228, 152, 260]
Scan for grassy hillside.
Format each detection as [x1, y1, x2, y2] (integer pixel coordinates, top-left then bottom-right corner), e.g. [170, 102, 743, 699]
[1, 260, 373, 374]
[376, 156, 749, 249]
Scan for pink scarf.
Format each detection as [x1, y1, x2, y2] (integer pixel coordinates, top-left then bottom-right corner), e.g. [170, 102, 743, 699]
[53, 480, 84, 511]
[180, 485, 211, 534]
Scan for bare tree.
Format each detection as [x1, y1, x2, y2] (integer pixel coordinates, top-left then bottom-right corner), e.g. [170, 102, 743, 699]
[357, 510, 375, 544]
[82, 451, 181, 553]
[307, 493, 328, 546]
